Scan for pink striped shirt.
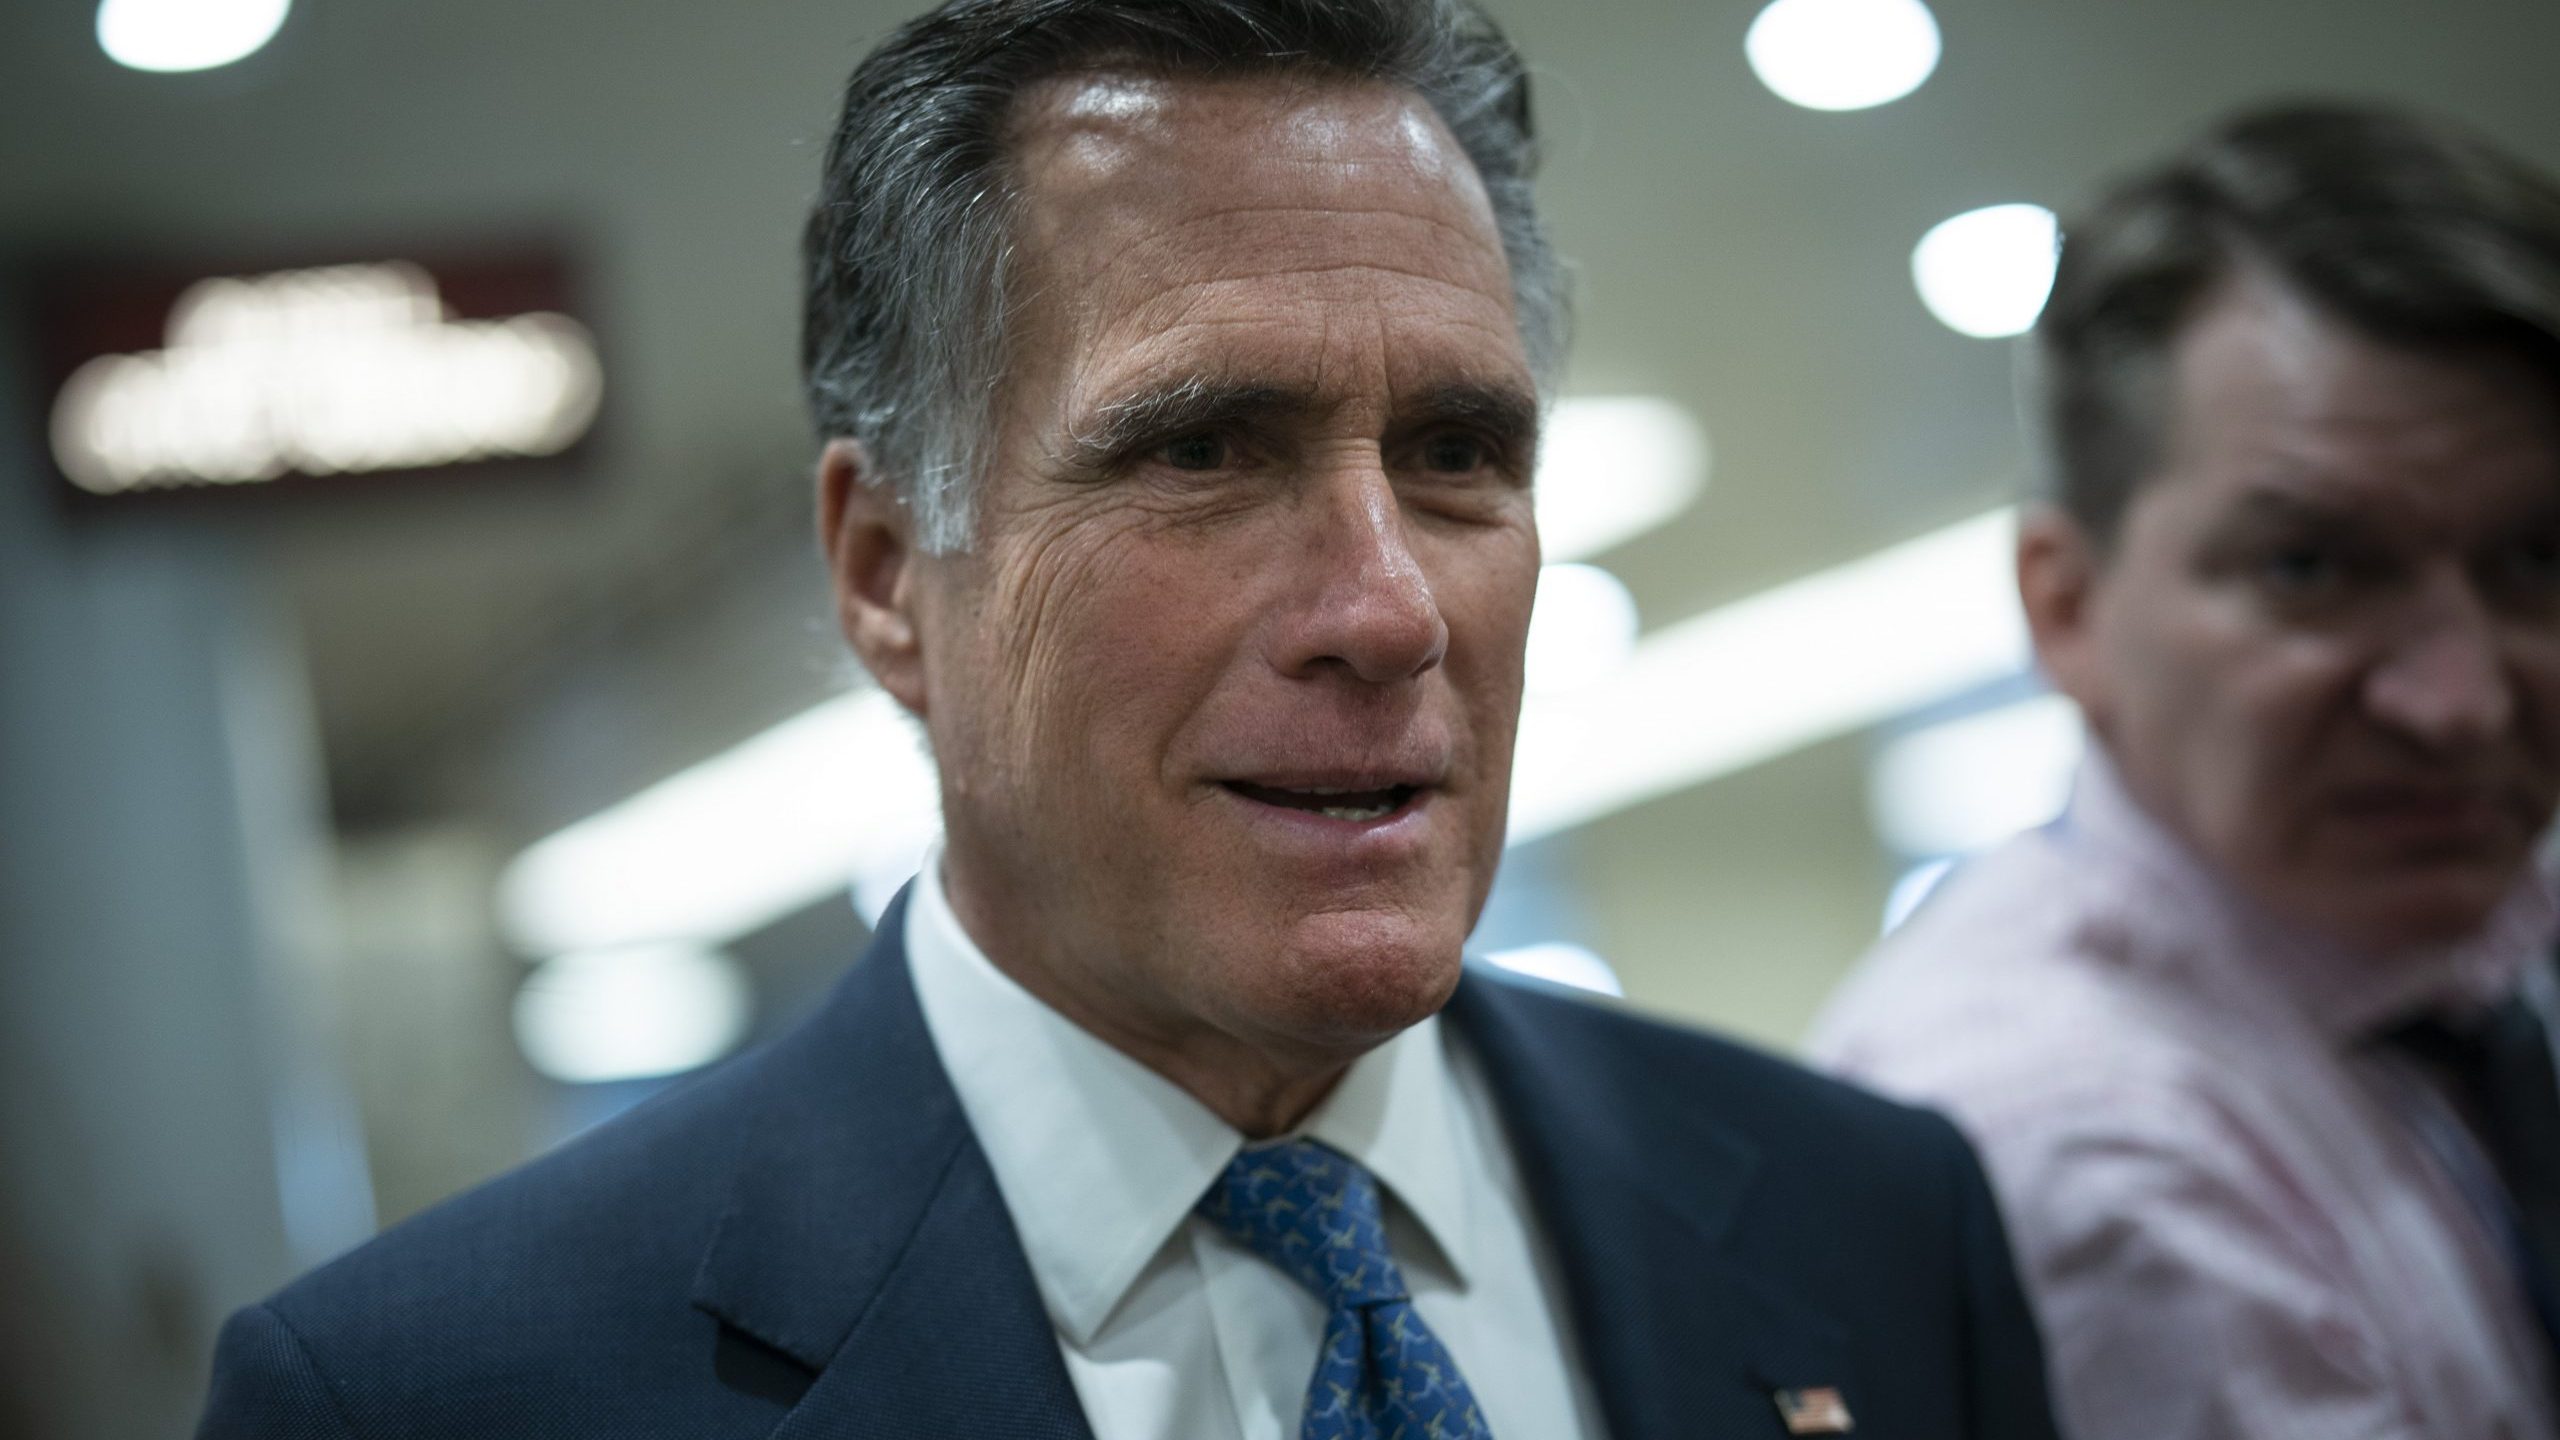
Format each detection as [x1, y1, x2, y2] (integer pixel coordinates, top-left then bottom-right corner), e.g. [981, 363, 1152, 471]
[1811, 751, 2557, 1440]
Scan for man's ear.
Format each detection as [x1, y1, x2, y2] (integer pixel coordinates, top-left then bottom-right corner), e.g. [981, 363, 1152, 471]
[818, 438, 929, 715]
[2015, 505, 2111, 729]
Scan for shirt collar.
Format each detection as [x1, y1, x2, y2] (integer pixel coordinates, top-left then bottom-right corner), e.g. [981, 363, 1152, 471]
[2060, 744, 2555, 1039]
[1302, 996, 1476, 1291]
[901, 849, 1475, 1346]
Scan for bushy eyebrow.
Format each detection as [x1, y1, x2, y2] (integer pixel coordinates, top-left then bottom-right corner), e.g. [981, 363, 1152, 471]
[2218, 488, 2373, 533]
[1396, 381, 1541, 457]
[1052, 375, 1542, 478]
[1056, 377, 1319, 477]
[2215, 484, 2560, 550]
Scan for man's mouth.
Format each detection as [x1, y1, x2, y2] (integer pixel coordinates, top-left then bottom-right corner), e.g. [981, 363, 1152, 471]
[2325, 776, 2541, 853]
[1221, 781, 1423, 822]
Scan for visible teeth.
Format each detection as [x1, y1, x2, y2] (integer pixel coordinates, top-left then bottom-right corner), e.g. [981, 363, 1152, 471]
[1318, 804, 1393, 821]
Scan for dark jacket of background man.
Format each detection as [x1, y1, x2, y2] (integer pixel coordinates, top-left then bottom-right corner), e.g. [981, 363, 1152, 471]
[199, 2, 2062, 1436]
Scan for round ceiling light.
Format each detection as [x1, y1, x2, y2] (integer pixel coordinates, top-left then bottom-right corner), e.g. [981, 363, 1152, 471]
[1910, 202, 2061, 339]
[96, 0, 291, 74]
[1744, 0, 1943, 113]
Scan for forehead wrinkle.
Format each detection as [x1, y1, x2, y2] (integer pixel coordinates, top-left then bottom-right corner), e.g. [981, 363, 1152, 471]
[1013, 202, 1515, 410]
[1098, 226, 1518, 339]
[1081, 273, 1527, 388]
[998, 70, 1533, 481]
[1119, 264, 1518, 320]
[1105, 203, 1510, 301]
[1055, 310, 1531, 437]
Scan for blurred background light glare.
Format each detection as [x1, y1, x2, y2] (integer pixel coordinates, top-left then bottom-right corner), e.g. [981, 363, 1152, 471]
[1535, 395, 1710, 563]
[1744, 0, 1943, 112]
[50, 263, 602, 495]
[1911, 203, 2061, 338]
[1483, 941, 1626, 997]
[1525, 563, 1641, 695]
[497, 689, 938, 956]
[1509, 507, 2026, 842]
[1869, 693, 2082, 857]
[512, 943, 752, 1085]
[96, 0, 290, 73]
[1881, 856, 1959, 934]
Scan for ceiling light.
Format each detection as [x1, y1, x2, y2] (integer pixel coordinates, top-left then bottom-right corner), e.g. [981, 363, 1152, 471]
[1535, 396, 1709, 564]
[1911, 203, 2060, 339]
[1525, 563, 1640, 695]
[511, 943, 752, 1085]
[96, 0, 290, 73]
[496, 689, 938, 956]
[1744, 0, 1942, 113]
[1508, 507, 2027, 842]
[1870, 692, 2081, 857]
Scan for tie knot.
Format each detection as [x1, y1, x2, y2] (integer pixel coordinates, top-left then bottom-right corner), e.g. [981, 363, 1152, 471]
[1197, 1139, 1409, 1309]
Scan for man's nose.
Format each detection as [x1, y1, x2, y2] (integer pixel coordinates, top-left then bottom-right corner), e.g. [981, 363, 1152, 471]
[2364, 574, 2516, 751]
[1272, 461, 1449, 684]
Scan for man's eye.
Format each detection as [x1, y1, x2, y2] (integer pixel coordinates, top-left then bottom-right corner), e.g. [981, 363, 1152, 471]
[1154, 432, 1229, 472]
[2258, 544, 2346, 592]
[2490, 534, 2560, 603]
[1419, 431, 1492, 475]
[2507, 534, 2560, 580]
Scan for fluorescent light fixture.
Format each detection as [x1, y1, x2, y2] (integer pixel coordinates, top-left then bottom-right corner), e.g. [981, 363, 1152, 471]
[1911, 204, 2061, 339]
[1535, 396, 1709, 564]
[1744, 0, 1942, 113]
[1869, 692, 2081, 858]
[502, 508, 2025, 955]
[96, 0, 289, 73]
[1483, 941, 1625, 998]
[1508, 508, 2027, 842]
[497, 689, 939, 956]
[512, 943, 752, 1085]
[1525, 563, 1640, 695]
[50, 262, 602, 495]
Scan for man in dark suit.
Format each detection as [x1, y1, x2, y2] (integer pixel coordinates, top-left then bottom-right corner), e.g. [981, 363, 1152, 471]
[200, 1, 2062, 1436]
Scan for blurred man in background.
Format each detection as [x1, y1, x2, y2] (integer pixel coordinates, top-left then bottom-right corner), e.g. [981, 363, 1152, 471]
[199, 0, 2060, 1436]
[1816, 103, 2560, 1439]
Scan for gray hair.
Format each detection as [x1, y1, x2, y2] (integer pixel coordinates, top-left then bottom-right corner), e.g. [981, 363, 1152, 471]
[2033, 101, 2560, 547]
[801, 0, 1568, 553]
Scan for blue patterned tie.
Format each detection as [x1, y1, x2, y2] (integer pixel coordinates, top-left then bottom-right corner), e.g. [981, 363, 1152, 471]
[1196, 1139, 1496, 1440]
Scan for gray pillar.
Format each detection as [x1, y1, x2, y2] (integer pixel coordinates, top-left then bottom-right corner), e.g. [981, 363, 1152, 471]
[0, 328, 370, 1437]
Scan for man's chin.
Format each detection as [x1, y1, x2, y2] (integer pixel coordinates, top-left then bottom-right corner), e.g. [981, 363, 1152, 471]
[1244, 911, 1468, 1047]
[2289, 866, 2524, 953]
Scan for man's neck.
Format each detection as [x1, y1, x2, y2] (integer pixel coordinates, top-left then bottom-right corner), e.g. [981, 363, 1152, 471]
[934, 861, 1369, 1138]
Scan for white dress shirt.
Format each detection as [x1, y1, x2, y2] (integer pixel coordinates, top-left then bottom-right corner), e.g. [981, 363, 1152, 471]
[903, 852, 1608, 1440]
[1812, 751, 2557, 1440]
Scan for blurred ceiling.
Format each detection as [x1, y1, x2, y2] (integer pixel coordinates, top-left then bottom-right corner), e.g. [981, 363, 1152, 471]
[4, 0, 2556, 837]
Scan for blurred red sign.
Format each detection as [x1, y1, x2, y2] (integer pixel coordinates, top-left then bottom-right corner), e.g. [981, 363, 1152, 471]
[27, 248, 601, 505]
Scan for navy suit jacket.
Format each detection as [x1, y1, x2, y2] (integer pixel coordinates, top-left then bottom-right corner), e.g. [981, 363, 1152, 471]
[201, 892, 2061, 1439]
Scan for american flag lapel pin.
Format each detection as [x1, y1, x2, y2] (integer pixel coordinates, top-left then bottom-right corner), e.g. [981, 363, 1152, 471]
[1773, 1385, 1854, 1435]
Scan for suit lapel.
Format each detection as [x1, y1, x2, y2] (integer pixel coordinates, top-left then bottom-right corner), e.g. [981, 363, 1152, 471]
[686, 904, 1845, 1438]
[689, 889, 1094, 1440]
[1445, 970, 1853, 1440]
